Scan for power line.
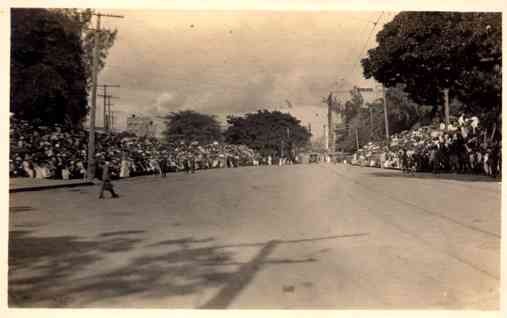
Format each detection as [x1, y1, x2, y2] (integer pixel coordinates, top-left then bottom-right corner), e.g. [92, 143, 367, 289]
[345, 12, 382, 68]
[352, 11, 384, 74]
[97, 84, 120, 130]
[326, 12, 385, 105]
[98, 93, 120, 131]
[346, 15, 380, 24]
[324, 13, 382, 95]
[87, 12, 124, 181]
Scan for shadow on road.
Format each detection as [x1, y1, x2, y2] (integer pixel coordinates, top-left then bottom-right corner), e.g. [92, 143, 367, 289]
[200, 240, 280, 309]
[100, 230, 146, 237]
[200, 233, 369, 309]
[9, 231, 366, 308]
[146, 237, 214, 248]
[9, 230, 143, 307]
[369, 171, 500, 183]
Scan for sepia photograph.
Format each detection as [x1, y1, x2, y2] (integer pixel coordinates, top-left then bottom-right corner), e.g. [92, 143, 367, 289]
[5, 1, 502, 313]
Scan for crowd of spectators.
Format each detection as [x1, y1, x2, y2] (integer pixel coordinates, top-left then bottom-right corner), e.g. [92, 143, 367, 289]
[9, 118, 262, 180]
[351, 114, 501, 178]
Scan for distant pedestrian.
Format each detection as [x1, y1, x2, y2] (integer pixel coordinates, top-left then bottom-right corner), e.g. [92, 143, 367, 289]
[430, 146, 440, 174]
[380, 151, 386, 169]
[120, 152, 130, 178]
[401, 149, 409, 173]
[99, 159, 119, 199]
[184, 156, 194, 174]
[159, 156, 167, 177]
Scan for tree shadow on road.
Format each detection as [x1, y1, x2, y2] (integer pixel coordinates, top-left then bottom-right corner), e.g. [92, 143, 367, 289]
[9, 230, 237, 307]
[100, 230, 146, 237]
[8, 230, 143, 307]
[146, 237, 214, 248]
[199, 233, 368, 309]
[9, 231, 365, 308]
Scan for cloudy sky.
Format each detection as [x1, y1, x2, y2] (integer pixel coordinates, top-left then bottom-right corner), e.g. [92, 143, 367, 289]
[96, 10, 395, 138]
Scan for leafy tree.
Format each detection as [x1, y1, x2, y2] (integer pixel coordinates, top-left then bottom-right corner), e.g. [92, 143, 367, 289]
[361, 12, 501, 125]
[59, 8, 118, 88]
[162, 110, 222, 144]
[224, 110, 312, 157]
[336, 84, 433, 152]
[10, 8, 118, 126]
[11, 8, 88, 126]
[343, 87, 363, 123]
[384, 84, 434, 131]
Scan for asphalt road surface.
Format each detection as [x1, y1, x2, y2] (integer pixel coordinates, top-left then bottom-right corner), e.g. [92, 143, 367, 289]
[8, 164, 501, 309]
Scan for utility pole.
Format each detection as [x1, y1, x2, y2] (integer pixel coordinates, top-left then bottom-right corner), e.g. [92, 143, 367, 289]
[323, 124, 328, 151]
[107, 100, 113, 132]
[108, 101, 114, 131]
[382, 85, 390, 146]
[351, 86, 378, 143]
[322, 81, 349, 154]
[108, 96, 120, 131]
[86, 14, 101, 180]
[98, 93, 120, 132]
[324, 92, 343, 154]
[355, 128, 360, 151]
[110, 111, 118, 132]
[443, 88, 450, 131]
[369, 105, 374, 139]
[328, 95, 334, 154]
[286, 127, 292, 160]
[110, 110, 114, 131]
[86, 12, 124, 181]
[97, 84, 120, 130]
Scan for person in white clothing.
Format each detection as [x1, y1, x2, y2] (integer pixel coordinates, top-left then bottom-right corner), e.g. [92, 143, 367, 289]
[41, 163, 50, 178]
[483, 151, 490, 176]
[458, 113, 465, 126]
[470, 116, 479, 134]
[120, 152, 130, 178]
[33, 162, 44, 179]
[62, 167, 70, 180]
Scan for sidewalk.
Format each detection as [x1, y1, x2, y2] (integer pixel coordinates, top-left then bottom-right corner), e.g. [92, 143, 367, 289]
[10, 178, 94, 193]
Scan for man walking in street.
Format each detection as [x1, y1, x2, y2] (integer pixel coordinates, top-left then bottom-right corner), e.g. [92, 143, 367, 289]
[159, 154, 167, 178]
[99, 158, 119, 199]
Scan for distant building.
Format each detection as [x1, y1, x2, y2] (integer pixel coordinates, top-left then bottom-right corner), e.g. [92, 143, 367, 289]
[126, 114, 157, 138]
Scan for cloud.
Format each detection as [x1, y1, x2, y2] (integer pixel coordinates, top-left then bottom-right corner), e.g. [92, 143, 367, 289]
[99, 10, 387, 138]
[153, 91, 187, 114]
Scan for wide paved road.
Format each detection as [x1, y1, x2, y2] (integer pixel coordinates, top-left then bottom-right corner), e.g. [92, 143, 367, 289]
[9, 164, 501, 309]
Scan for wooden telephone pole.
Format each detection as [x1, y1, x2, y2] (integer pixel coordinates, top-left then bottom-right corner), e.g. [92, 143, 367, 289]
[443, 88, 450, 131]
[382, 85, 390, 145]
[97, 84, 120, 130]
[86, 12, 124, 180]
[355, 128, 360, 151]
[98, 93, 120, 131]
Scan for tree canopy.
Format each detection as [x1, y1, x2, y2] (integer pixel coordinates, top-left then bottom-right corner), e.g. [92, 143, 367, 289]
[10, 8, 118, 126]
[11, 9, 88, 126]
[224, 110, 312, 157]
[162, 110, 223, 144]
[336, 85, 433, 152]
[59, 8, 118, 88]
[361, 12, 501, 122]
